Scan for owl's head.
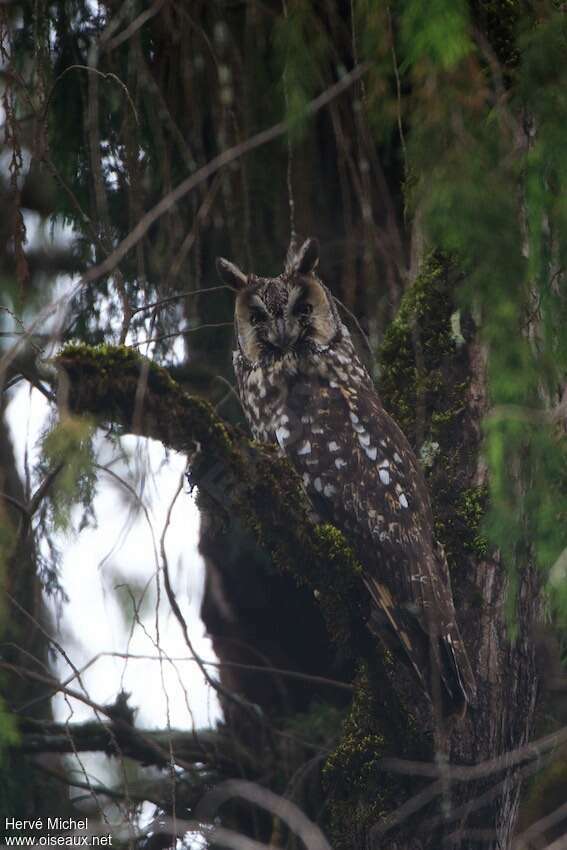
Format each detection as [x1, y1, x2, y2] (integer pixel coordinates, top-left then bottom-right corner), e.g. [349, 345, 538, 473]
[216, 238, 341, 365]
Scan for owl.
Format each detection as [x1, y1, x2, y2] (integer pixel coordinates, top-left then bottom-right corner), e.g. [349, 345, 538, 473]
[216, 238, 476, 718]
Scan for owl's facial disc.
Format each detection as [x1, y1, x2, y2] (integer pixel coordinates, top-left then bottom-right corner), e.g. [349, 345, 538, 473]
[235, 276, 338, 364]
[290, 278, 337, 349]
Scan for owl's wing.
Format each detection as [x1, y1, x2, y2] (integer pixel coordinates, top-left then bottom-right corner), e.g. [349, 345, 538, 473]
[285, 374, 476, 715]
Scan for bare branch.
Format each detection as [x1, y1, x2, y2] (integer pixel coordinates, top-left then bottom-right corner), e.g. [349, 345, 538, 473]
[28, 461, 64, 516]
[19, 715, 254, 775]
[196, 779, 333, 850]
[43, 64, 139, 127]
[36, 649, 352, 694]
[130, 321, 234, 348]
[33, 762, 161, 808]
[130, 285, 229, 318]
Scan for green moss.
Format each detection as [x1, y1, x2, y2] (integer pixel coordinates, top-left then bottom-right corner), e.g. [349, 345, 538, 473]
[314, 524, 362, 576]
[301, 526, 368, 650]
[378, 253, 464, 440]
[433, 485, 490, 591]
[323, 664, 417, 850]
[457, 486, 490, 556]
[57, 343, 234, 458]
[245, 457, 369, 653]
[60, 341, 145, 368]
[325, 670, 385, 781]
[378, 253, 488, 582]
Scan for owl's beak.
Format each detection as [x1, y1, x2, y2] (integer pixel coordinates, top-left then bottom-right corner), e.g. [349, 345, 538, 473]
[268, 317, 297, 352]
[274, 317, 289, 349]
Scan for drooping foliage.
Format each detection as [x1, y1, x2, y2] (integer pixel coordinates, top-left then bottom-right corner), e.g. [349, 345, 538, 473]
[396, 1, 567, 620]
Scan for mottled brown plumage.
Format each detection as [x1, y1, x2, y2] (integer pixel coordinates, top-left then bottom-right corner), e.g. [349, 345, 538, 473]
[217, 238, 476, 716]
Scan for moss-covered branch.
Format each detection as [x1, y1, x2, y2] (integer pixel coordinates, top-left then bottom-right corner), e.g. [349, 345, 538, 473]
[55, 343, 367, 649]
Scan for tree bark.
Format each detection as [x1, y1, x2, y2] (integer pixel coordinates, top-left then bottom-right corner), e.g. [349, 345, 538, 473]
[370, 258, 542, 849]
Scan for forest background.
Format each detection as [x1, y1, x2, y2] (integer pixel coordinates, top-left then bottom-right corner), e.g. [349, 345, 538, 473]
[1, 1, 567, 848]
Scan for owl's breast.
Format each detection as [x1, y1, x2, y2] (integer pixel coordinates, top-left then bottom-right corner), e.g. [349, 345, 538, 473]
[275, 366, 430, 550]
[236, 345, 429, 560]
[234, 351, 299, 444]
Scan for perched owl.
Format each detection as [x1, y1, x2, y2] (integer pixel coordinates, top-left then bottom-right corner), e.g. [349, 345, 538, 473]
[216, 238, 476, 718]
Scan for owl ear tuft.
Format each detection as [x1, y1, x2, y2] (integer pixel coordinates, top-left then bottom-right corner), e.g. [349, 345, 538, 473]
[216, 257, 249, 291]
[294, 238, 319, 275]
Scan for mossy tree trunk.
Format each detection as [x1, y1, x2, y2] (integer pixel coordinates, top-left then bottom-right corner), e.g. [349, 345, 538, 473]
[301, 256, 542, 850]
[374, 257, 541, 849]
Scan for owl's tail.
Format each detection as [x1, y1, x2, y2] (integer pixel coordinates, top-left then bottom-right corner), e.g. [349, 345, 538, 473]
[437, 629, 477, 719]
[365, 577, 476, 720]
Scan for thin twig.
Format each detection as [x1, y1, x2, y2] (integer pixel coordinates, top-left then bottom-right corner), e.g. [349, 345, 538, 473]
[130, 285, 229, 317]
[166, 175, 223, 285]
[379, 723, 567, 781]
[387, 5, 408, 180]
[281, 0, 296, 250]
[159, 484, 257, 715]
[102, 0, 166, 53]
[43, 64, 138, 126]
[37, 649, 353, 694]
[196, 779, 333, 850]
[332, 294, 373, 357]
[129, 321, 233, 348]
[78, 63, 370, 288]
[33, 762, 160, 808]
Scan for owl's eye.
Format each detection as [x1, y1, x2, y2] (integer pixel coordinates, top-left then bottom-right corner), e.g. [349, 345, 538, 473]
[294, 300, 313, 317]
[249, 308, 267, 325]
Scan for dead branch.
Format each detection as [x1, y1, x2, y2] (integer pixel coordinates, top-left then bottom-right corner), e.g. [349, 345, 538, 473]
[19, 716, 256, 775]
